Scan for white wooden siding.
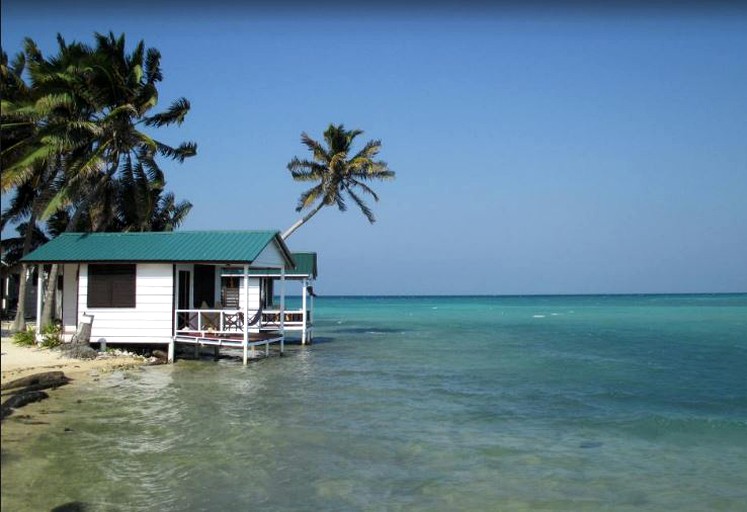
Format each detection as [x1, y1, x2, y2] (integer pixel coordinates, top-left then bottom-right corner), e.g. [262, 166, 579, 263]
[62, 263, 78, 336]
[78, 263, 174, 345]
[235, 277, 261, 311]
[252, 241, 286, 269]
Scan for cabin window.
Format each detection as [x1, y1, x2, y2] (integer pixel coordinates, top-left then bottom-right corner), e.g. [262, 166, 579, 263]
[87, 264, 136, 308]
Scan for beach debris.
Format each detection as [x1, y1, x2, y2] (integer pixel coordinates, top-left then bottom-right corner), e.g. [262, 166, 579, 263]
[1, 390, 50, 419]
[0, 371, 73, 420]
[1, 371, 71, 393]
[59, 343, 98, 360]
[144, 349, 169, 365]
[152, 349, 169, 361]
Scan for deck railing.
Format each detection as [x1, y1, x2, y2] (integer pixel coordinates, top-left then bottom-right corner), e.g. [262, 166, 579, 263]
[175, 308, 250, 335]
[261, 309, 311, 328]
[174, 308, 310, 335]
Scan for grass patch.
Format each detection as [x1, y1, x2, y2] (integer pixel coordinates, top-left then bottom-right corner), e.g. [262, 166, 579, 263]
[12, 327, 37, 347]
[40, 323, 62, 349]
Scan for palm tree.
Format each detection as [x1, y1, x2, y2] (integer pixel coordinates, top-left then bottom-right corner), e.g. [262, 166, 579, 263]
[0, 221, 49, 328]
[114, 166, 193, 232]
[0, 222, 49, 265]
[282, 123, 395, 239]
[1, 45, 61, 330]
[2, 33, 197, 328]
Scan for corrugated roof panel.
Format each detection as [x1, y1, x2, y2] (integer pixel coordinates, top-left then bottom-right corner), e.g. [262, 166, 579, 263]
[21, 231, 290, 264]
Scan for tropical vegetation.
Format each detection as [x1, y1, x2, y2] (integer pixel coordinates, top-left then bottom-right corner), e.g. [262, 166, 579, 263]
[1, 32, 196, 331]
[282, 123, 395, 239]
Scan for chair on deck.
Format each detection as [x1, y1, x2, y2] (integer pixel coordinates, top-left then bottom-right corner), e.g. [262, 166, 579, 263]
[223, 307, 263, 332]
[200, 301, 220, 331]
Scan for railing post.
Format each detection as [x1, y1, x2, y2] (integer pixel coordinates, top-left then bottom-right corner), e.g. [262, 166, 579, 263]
[301, 278, 307, 345]
[243, 264, 249, 365]
[280, 267, 285, 354]
[35, 265, 43, 343]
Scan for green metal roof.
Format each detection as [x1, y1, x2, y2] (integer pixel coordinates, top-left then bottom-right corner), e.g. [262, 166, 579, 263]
[223, 252, 318, 278]
[21, 231, 295, 266]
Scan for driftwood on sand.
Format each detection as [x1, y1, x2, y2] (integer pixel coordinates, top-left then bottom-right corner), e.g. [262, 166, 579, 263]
[1, 370, 71, 420]
[1, 370, 71, 392]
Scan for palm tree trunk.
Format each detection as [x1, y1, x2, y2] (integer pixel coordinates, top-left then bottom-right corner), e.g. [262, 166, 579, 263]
[39, 168, 119, 327]
[11, 264, 29, 332]
[39, 264, 58, 328]
[281, 203, 325, 240]
[11, 211, 39, 332]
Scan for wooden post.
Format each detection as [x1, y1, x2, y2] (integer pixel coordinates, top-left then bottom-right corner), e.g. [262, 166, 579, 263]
[280, 266, 285, 355]
[35, 265, 43, 343]
[243, 263, 249, 366]
[309, 280, 314, 343]
[301, 278, 307, 345]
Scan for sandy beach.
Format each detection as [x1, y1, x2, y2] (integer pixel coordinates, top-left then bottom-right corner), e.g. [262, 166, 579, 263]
[1, 332, 147, 385]
[1, 325, 149, 432]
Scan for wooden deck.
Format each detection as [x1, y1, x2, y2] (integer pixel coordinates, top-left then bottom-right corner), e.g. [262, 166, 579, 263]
[174, 330, 284, 363]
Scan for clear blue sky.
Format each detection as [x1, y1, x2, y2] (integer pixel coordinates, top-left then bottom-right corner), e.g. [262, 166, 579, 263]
[3, 1, 746, 295]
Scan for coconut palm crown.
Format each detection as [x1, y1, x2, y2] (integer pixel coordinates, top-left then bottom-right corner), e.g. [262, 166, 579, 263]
[282, 123, 394, 239]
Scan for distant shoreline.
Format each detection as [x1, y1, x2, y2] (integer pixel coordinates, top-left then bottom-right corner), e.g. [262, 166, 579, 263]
[314, 291, 747, 298]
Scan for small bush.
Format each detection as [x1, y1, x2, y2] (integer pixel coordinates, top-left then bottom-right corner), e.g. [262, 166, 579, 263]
[12, 327, 37, 347]
[41, 323, 63, 349]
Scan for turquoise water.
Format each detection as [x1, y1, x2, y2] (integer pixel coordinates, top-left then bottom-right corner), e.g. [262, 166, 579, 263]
[3, 294, 747, 511]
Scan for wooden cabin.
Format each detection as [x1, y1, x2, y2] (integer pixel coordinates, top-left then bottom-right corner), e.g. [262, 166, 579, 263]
[21, 231, 317, 364]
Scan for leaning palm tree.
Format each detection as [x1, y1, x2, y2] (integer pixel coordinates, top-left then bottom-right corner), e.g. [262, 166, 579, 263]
[282, 123, 395, 240]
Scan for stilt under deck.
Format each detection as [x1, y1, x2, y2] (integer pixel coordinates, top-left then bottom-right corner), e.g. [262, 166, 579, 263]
[174, 331, 284, 364]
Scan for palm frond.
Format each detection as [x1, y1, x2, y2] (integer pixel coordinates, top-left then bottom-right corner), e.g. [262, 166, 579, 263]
[155, 140, 197, 162]
[144, 48, 162, 83]
[345, 186, 375, 223]
[349, 179, 380, 201]
[349, 138, 381, 161]
[300, 132, 330, 163]
[1, 145, 55, 189]
[295, 183, 324, 212]
[332, 192, 347, 211]
[0, 183, 37, 228]
[288, 157, 325, 180]
[22, 37, 43, 63]
[144, 97, 191, 127]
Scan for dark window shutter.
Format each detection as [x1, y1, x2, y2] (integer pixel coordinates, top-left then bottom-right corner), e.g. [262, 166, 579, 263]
[88, 264, 136, 308]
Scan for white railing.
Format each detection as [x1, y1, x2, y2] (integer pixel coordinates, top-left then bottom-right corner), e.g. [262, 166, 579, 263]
[261, 309, 311, 328]
[174, 308, 251, 335]
[174, 308, 310, 336]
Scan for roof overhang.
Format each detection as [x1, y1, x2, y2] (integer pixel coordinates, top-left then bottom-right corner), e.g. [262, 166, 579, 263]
[21, 231, 297, 269]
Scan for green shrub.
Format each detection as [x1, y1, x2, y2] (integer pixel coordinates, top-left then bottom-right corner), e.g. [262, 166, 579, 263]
[41, 323, 63, 349]
[12, 327, 37, 347]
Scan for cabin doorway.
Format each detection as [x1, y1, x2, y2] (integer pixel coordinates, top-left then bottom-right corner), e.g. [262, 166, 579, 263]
[176, 267, 192, 329]
[193, 264, 215, 308]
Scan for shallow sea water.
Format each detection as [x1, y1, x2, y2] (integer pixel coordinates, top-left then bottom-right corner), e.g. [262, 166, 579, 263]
[2, 294, 746, 511]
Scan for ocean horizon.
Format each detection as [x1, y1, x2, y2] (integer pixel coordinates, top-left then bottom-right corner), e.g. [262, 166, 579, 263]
[3, 293, 746, 511]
